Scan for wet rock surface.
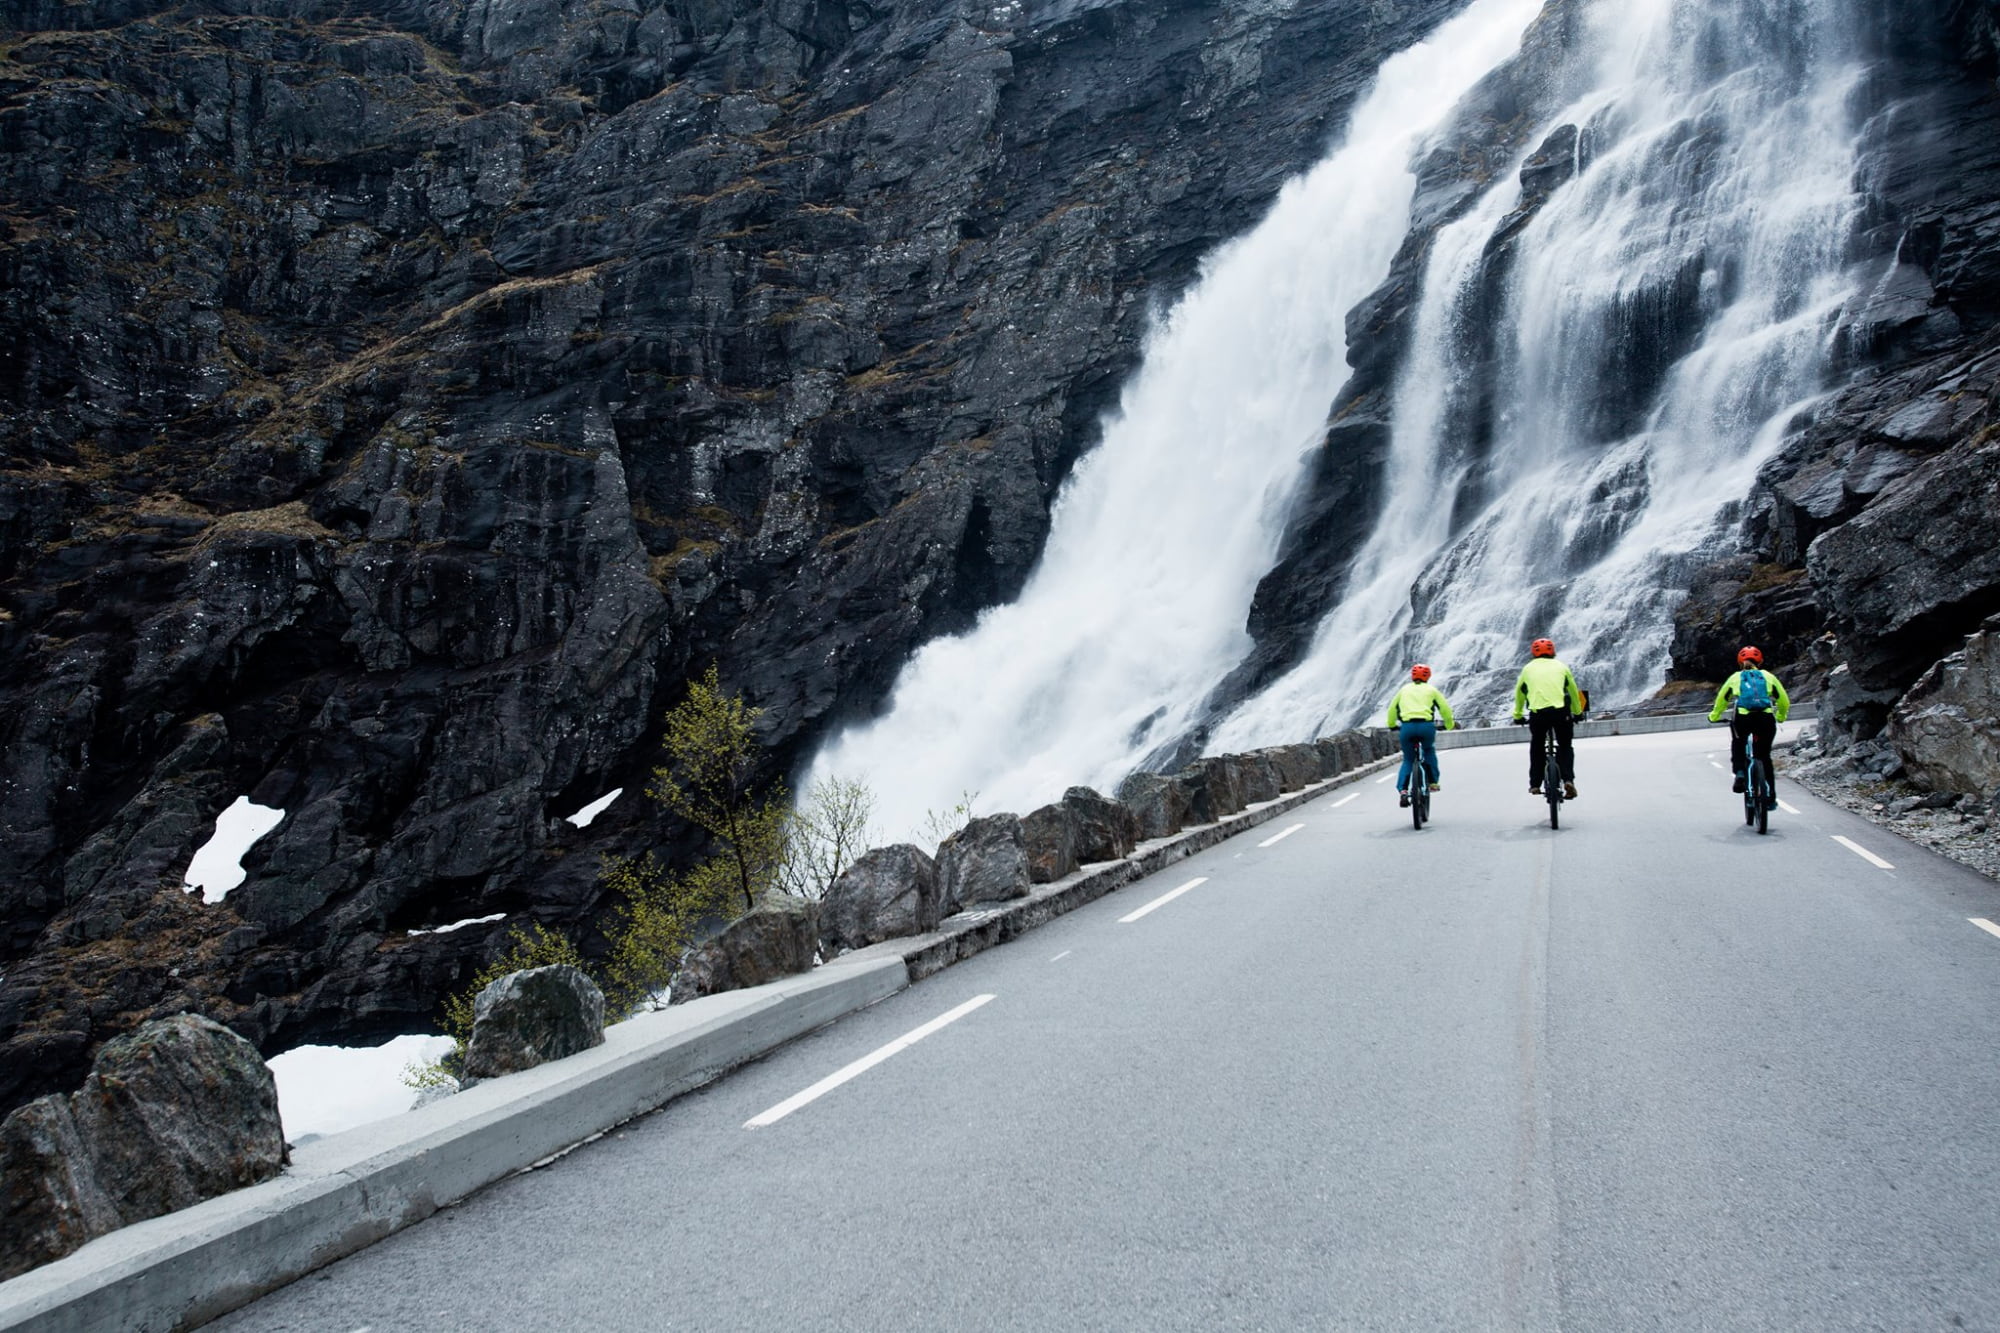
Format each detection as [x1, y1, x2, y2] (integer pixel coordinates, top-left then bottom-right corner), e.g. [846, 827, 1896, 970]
[935, 813, 1031, 908]
[820, 844, 939, 954]
[0, 1013, 286, 1280]
[670, 893, 819, 1004]
[0, 0, 1460, 1112]
[460, 965, 606, 1082]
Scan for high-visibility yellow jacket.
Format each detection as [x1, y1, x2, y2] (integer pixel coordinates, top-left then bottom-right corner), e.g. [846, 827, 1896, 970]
[1386, 681, 1456, 729]
[1513, 658, 1583, 720]
[1708, 669, 1790, 722]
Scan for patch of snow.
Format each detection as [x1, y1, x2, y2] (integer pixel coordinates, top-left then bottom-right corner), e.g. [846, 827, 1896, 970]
[183, 796, 285, 904]
[406, 912, 506, 936]
[565, 787, 623, 827]
[267, 1033, 457, 1142]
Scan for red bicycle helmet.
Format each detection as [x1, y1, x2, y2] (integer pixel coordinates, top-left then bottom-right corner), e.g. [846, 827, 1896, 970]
[1737, 645, 1764, 666]
[1530, 638, 1556, 658]
[1410, 663, 1432, 682]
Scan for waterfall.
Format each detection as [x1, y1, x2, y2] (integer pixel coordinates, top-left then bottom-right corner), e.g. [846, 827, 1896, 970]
[808, 0, 1548, 839]
[1210, 0, 1872, 745]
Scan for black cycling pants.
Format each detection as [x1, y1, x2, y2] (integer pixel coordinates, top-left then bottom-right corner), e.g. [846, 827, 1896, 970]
[1730, 710, 1777, 775]
[1527, 707, 1575, 783]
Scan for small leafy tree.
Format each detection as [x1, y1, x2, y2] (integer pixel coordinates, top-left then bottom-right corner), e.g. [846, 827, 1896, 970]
[919, 790, 980, 852]
[596, 851, 738, 1015]
[648, 665, 790, 912]
[779, 775, 877, 900]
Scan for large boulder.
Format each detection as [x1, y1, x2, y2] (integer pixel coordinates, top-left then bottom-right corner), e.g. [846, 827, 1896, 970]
[1174, 757, 1246, 823]
[1062, 787, 1140, 863]
[1312, 736, 1348, 778]
[1232, 752, 1283, 805]
[1115, 772, 1191, 841]
[1885, 614, 2000, 797]
[461, 965, 606, 1082]
[1019, 804, 1079, 884]
[0, 1013, 285, 1280]
[935, 815, 1031, 909]
[671, 893, 819, 1004]
[820, 845, 941, 954]
[1262, 744, 1321, 791]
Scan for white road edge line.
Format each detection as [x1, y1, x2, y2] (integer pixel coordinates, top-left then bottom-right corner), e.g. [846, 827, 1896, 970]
[1833, 835, 1895, 870]
[1119, 876, 1209, 924]
[1331, 792, 1360, 808]
[1776, 799, 1801, 815]
[1049, 950, 1072, 962]
[1259, 822, 1305, 848]
[745, 994, 996, 1129]
[1971, 918, 2000, 942]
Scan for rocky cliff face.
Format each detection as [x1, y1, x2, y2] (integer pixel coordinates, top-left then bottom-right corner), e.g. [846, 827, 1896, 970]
[0, 0, 1459, 1111]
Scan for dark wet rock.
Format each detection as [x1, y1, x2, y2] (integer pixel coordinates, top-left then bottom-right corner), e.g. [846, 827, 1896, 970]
[460, 965, 606, 1082]
[934, 814, 1030, 909]
[820, 844, 939, 953]
[1174, 757, 1246, 824]
[0, 0, 1465, 1116]
[0, 1013, 285, 1280]
[1115, 771, 1190, 841]
[1885, 615, 2000, 798]
[1061, 787, 1139, 865]
[1261, 744, 1321, 792]
[1019, 804, 1079, 885]
[670, 893, 819, 1004]
[1231, 753, 1283, 806]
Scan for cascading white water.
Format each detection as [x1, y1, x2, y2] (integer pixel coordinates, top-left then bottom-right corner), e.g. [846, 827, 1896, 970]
[809, 0, 1547, 838]
[1211, 0, 1873, 745]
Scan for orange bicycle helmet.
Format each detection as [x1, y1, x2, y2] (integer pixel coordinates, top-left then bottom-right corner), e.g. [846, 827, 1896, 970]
[1410, 663, 1432, 682]
[1737, 645, 1764, 666]
[1530, 638, 1556, 658]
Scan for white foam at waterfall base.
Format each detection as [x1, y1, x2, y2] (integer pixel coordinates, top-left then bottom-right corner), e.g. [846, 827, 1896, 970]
[811, 0, 1547, 841]
[1211, 0, 1872, 745]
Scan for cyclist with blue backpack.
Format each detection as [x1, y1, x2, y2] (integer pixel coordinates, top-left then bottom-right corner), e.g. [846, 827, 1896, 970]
[1708, 645, 1791, 792]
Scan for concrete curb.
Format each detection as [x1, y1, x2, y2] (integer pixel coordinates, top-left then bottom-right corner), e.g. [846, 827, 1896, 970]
[0, 958, 907, 1333]
[0, 755, 1398, 1332]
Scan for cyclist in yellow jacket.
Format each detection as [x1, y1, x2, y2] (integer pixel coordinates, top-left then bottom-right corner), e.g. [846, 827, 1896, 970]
[1386, 664, 1457, 808]
[1512, 637, 1584, 798]
[1708, 645, 1791, 792]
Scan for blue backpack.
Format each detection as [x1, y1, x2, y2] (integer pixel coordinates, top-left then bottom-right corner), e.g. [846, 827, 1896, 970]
[1736, 669, 1772, 711]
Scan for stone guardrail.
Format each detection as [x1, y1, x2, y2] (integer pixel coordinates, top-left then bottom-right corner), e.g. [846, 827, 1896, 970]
[0, 750, 1400, 1333]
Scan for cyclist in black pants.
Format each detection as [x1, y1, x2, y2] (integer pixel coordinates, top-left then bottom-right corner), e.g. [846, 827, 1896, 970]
[1512, 637, 1585, 798]
[1709, 645, 1791, 791]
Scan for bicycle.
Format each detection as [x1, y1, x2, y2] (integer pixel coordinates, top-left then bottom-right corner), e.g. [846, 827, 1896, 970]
[1744, 752, 1774, 835]
[1539, 728, 1564, 829]
[1403, 757, 1431, 830]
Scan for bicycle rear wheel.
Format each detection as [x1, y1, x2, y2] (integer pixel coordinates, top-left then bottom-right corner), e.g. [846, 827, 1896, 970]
[1545, 753, 1562, 829]
[1754, 760, 1771, 835]
[1412, 784, 1426, 829]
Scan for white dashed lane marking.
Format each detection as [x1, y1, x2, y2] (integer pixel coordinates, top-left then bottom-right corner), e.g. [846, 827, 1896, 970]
[1120, 876, 1209, 923]
[1331, 792, 1360, 808]
[744, 994, 995, 1129]
[1833, 835, 1895, 870]
[1259, 823, 1305, 848]
[1972, 919, 2000, 942]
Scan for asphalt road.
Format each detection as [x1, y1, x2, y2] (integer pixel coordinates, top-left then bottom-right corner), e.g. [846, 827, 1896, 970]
[219, 727, 2000, 1331]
